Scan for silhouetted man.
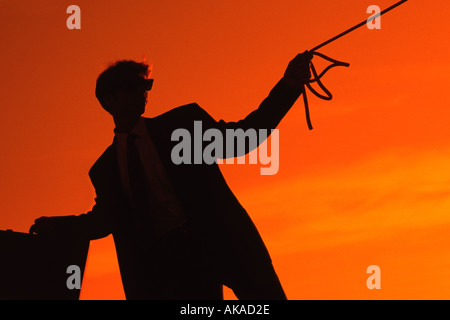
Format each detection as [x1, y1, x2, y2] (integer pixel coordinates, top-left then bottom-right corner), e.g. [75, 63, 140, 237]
[30, 51, 312, 300]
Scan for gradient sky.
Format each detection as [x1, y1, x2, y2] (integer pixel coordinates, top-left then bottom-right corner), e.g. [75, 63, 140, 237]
[1, 0, 449, 299]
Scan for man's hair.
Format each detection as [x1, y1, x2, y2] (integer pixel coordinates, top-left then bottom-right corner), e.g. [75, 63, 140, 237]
[95, 60, 151, 113]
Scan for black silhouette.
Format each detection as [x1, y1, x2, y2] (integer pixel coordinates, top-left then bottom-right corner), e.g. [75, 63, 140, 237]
[29, 51, 312, 300]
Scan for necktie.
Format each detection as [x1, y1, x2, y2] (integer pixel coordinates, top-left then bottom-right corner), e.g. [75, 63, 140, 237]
[126, 134, 149, 211]
[125, 131, 187, 240]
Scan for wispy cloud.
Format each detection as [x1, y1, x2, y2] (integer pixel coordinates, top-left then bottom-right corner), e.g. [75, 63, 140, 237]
[239, 147, 450, 254]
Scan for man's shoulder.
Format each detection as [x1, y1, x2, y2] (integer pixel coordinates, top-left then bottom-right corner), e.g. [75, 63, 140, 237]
[148, 102, 211, 122]
[88, 142, 116, 179]
[88, 103, 213, 178]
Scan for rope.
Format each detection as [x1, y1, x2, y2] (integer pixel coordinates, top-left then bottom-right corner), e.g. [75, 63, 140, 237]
[300, 0, 408, 129]
[302, 51, 349, 130]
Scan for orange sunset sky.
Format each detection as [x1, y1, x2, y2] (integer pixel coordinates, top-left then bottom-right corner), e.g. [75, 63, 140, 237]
[1, 0, 449, 299]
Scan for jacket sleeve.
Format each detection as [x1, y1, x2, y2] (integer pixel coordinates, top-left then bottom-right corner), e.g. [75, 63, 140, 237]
[69, 193, 113, 240]
[43, 161, 115, 241]
[194, 78, 304, 158]
[41, 189, 113, 241]
[68, 164, 115, 240]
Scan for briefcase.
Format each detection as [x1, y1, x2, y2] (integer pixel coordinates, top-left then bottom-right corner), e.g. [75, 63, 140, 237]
[0, 229, 90, 300]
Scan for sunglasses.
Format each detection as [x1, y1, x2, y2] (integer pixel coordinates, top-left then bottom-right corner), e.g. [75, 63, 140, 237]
[121, 78, 154, 92]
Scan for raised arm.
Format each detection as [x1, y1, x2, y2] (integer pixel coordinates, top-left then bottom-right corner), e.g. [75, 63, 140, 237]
[196, 51, 312, 159]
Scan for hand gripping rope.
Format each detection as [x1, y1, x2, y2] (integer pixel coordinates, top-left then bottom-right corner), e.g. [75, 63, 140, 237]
[302, 52, 349, 130]
[301, 0, 408, 130]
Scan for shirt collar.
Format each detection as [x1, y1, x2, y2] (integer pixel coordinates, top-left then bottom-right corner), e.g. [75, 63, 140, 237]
[130, 117, 147, 138]
[114, 117, 147, 139]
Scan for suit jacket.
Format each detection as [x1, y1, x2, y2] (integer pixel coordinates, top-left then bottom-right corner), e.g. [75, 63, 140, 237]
[66, 78, 303, 299]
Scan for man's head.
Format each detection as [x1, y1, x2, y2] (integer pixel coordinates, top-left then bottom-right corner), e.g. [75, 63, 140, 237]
[95, 60, 153, 118]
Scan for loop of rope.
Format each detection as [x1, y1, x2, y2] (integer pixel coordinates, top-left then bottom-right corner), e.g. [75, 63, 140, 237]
[302, 51, 350, 130]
